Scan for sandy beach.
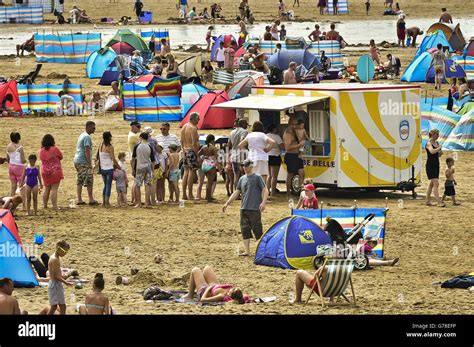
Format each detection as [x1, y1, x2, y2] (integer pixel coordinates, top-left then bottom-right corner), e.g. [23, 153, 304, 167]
[0, 0, 472, 315]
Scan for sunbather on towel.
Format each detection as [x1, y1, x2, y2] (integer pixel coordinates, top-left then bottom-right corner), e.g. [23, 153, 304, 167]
[182, 266, 248, 304]
[78, 273, 113, 315]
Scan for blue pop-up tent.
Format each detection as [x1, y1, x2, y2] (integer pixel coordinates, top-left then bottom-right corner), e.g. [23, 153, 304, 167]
[416, 30, 454, 58]
[267, 49, 321, 71]
[254, 216, 332, 270]
[425, 58, 466, 83]
[86, 48, 118, 79]
[401, 51, 433, 82]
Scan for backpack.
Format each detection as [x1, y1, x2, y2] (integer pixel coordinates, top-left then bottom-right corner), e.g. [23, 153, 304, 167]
[395, 57, 401, 68]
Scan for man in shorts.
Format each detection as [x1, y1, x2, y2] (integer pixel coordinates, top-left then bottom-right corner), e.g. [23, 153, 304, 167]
[283, 117, 305, 200]
[223, 159, 269, 256]
[74, 121, 98, 205]
[180, 112, 200, 200]
[132, 132, 155, 208]
[228, 118, 248, 189]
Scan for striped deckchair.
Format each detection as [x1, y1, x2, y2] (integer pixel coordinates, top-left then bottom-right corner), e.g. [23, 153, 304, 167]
[305, 258, 356, 307]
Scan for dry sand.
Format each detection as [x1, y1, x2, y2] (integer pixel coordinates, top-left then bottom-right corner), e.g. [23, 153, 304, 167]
[0, 0, 472, 315]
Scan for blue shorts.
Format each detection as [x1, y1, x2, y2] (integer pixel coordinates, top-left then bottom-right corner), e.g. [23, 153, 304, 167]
[169, 169, 181, 182]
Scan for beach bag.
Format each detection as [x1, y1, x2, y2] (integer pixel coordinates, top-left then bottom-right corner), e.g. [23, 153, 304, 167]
[94, 146, 101, 175]
[441, 275, 474, 289]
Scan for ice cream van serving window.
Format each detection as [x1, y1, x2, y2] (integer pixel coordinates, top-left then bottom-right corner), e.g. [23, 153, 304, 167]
[305, 100, 330, 157]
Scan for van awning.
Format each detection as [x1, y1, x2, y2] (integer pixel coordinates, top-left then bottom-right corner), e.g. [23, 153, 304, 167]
[212, 95, 328, 111]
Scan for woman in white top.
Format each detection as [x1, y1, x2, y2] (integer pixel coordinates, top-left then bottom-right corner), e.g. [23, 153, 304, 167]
[6, 132, 26, 205]
[238, 121, 276, 183]
[98, 131, 119, 207]
[266, 124, 285, 196]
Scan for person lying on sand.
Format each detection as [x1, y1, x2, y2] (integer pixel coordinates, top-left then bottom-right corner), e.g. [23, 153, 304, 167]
[182, 266, 249, 304]
[78, 273, 113, 315]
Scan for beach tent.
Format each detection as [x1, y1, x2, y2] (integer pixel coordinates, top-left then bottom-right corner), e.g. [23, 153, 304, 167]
[425, 59, 466, 83]
[400, 51, 432, 82]
[0, 6, 43, 24]
[464, 38, 474, 57]
[122, 76, 182, 122]
[179, 90, 236, 129]
[452, 55, 474, 80]
[254, 216, 332, 270]
[178, 55, 202, 78]
[292, 208, 388, 258]
[86, 48, 118, 79]
[227, 76, 259, 99]
[17, 83, 82, 112]
[247, 39, 343, 69]
[110, 42, 135, 56]
[99, 55, 130, 86]
[267, 49, 320, 71]
[421, 102, 460, 148]
[105, 29, 149, 53]
[416, 30, 454, 57]
[444, 111, 474, 151]
[34, 33, 102, 64]
[0, 209, 38, 288]
[233, 70, 270, 85]
[181, 83, 208, 118]
[325, 0, 349, 14]
[0, 81, 22, 113]
[426, 23, 466, 51]
[211, 35, 235, 61]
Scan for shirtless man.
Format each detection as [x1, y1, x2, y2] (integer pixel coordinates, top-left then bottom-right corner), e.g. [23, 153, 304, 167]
[284, 62, 298, 84]
[181, 112, 200, 200]
[406, 27, 424, 48]
[439, 8, 453, 24]
[283, 117, 305, 200]
[0, 278, 22, 314]
[47, 240, 73, 315]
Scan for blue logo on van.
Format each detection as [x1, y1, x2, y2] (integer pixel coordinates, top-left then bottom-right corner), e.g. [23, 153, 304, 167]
[399, 120, 409, 140]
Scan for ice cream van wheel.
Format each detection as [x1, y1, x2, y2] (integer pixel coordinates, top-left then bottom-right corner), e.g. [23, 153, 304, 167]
[290, 175, 301, 195]
[354, 253, 370, 271]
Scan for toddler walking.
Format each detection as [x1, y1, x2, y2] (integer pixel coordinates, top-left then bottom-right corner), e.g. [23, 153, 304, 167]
[113, 152, 129, 207]
[442, 157, 461, 206]
[166, 144, 181, 203]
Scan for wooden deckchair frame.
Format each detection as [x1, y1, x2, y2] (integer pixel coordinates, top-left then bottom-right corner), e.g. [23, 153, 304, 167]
[305, 258, 357, 307]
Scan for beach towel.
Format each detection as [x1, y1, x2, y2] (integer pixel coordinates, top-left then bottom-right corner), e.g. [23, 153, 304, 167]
[441, 275, 474, 289]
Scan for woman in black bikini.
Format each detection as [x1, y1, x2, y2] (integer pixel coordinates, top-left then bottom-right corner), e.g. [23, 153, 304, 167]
[425, 129, 445, 207]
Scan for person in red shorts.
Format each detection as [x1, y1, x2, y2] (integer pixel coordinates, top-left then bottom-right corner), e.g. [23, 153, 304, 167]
[290, 246, 331, 303]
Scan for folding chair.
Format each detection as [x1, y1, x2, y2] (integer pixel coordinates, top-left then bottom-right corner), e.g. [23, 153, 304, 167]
[305, 258, 357, 307]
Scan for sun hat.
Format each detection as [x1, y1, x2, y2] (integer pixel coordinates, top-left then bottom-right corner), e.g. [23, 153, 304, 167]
[144, 126, 154, 135]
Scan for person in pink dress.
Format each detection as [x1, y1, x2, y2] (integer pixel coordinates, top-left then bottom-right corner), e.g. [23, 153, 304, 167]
[39, 134, 64, 210]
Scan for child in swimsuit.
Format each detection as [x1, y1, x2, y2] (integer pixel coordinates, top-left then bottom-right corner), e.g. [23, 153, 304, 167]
[442, 157, 461, 206]
[166, 144, 181, 203]
[22, 154, 43, 216]
[294, 119, 309, 154]
[113, 152, 128, 207]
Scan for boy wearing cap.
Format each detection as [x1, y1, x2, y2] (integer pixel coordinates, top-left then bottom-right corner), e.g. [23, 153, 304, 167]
[296, 184, 319, 209]
[47, 240, 73, 315]
[223, 159, 269, 256]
